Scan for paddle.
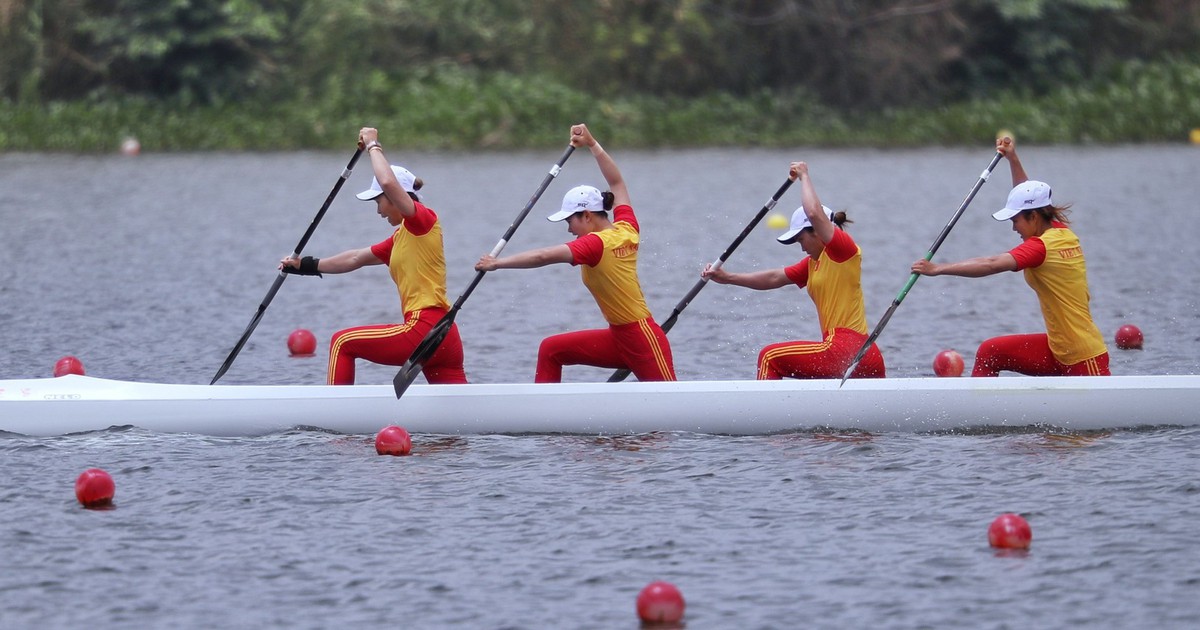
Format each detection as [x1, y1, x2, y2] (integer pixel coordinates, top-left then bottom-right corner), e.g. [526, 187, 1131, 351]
[392, 144, 576, 398]
[837, 151, 1004, 387]
[606, 178, 796, 382]
[210, 147, 365, 385]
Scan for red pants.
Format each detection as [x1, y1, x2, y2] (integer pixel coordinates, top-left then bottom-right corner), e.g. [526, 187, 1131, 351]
[535, 318, 676, 383]
[327, 308, 467, 385]
[757, 328, 886, 380]
[972, 333, 1110, 377]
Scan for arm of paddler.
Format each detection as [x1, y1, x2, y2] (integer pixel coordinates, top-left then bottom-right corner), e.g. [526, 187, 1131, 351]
[702, 264, 791, 290]
[281, 247, 384, 276]
[996, 136, 1029, 187]
[360, 127, 416, 219]
[790, 161, 836, 245]
[476, 244, 574, 271]
[911, 253, 1017, 278]
[572, 123, 630, 208]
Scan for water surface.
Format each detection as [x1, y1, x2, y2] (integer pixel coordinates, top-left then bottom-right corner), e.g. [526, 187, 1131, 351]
[2, 147, 1199, 628]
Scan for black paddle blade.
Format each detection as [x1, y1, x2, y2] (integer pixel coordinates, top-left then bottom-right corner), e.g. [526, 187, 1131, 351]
[607, 368, 633, 383]
[391, 361, 424, 399]
[393, 316, 455, 398]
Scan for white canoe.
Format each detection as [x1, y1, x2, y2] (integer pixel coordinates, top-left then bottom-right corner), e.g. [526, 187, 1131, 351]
[1, 374, 1198, 437]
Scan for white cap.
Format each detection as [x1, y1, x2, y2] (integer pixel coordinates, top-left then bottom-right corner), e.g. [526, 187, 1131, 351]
[777, 205, 834, 244]
[993, 180, 1051, 220]
[548, 185, 605, 221]
[357, 165, 420, 201]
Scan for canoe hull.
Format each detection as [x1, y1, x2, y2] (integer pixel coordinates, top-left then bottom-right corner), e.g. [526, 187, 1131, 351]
[2, 374, 1198, 437]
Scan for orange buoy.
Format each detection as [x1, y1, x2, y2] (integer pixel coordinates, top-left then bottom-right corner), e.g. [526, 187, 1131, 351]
[287, 329, 317, 356]
[54, 355, 86, 377]
[988, 513, 1032, 550]
[375, 425, 412, 456]
[1114, 324, 1143, 350]
[636, 581, 685, 625]
[75, 468, 115, 508]
[932, 349, 964, 377]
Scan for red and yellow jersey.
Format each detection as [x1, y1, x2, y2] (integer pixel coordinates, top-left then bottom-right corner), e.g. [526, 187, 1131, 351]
[783, 229, 868, 337]
[1008, 222, 1107, 365]
[369, 202, 451, 315]
[565, 204, 652, 326]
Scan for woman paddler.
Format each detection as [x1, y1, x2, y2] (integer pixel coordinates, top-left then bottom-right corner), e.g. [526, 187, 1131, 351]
[474, 123, 676, 383]
[911, 136, 1109, 377]
[702, 161, 886, 380]
[280, 127, 468, 385]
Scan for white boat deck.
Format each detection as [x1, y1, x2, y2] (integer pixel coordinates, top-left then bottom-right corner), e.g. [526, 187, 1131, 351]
[2, 374, 1198, 437]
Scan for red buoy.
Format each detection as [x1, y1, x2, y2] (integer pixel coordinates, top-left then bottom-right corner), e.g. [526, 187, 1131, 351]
[287, 329, 317, 356]
[375, 425, 412, 456]
[75, 468, 115, 508]
[54, 355, 86, 377]
[932, 349, 964, 377]
[988, 513, 1032, 549]
[120, 136, 141, 156]
[636, 581, 685, 625]
[1115, 324, 1143, 350]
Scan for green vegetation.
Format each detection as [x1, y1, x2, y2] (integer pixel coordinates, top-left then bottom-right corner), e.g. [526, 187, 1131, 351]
[2, 1, 1198, 150]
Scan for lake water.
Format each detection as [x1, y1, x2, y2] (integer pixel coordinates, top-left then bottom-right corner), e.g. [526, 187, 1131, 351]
[2, 146, 1199, 628]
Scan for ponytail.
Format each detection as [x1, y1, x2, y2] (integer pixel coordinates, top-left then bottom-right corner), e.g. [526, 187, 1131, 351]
[1035, 203, 1072, 225]
[408, 177, 425, 202]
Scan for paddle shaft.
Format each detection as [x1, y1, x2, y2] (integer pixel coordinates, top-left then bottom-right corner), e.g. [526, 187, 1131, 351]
[838, 151, 1003, 386]
[393, 144, 576, 397]
[607, 178, 795, 382]
[210, 148, 364, 385]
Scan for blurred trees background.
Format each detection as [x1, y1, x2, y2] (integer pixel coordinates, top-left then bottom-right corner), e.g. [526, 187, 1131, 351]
[2, 0, 1198, 148]
[4, 0, 1198, 107]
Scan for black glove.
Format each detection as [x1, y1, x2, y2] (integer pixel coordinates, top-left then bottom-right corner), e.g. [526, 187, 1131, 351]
[283, 256, 322, 277]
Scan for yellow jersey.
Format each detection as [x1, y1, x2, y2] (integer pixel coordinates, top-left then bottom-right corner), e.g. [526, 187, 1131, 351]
[783, 229, 869, 337]
[1009, 222, 1107, 365]
[369, 202, 452, 315]
[566, 205, 652, 326]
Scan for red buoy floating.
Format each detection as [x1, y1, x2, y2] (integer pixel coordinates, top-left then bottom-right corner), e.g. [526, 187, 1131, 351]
[1115, 324, 1143, 350]
[375, 425, 412, 456]
[988, 513, 1032, 550]
[75, 468, 115, 508]
[287, 328, 317, 356]
[932, 349, 964, 377]
[119, 136, 141, 156]
[54, 355, 86, 377]
[636, 581, 685, 625]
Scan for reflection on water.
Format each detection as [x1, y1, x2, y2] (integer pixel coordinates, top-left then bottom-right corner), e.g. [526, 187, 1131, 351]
[584, 433, 671, 451]
[1037, 432, 1112, 448]
[414, 435, 471, 454]
[808, 431, 876, 444]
